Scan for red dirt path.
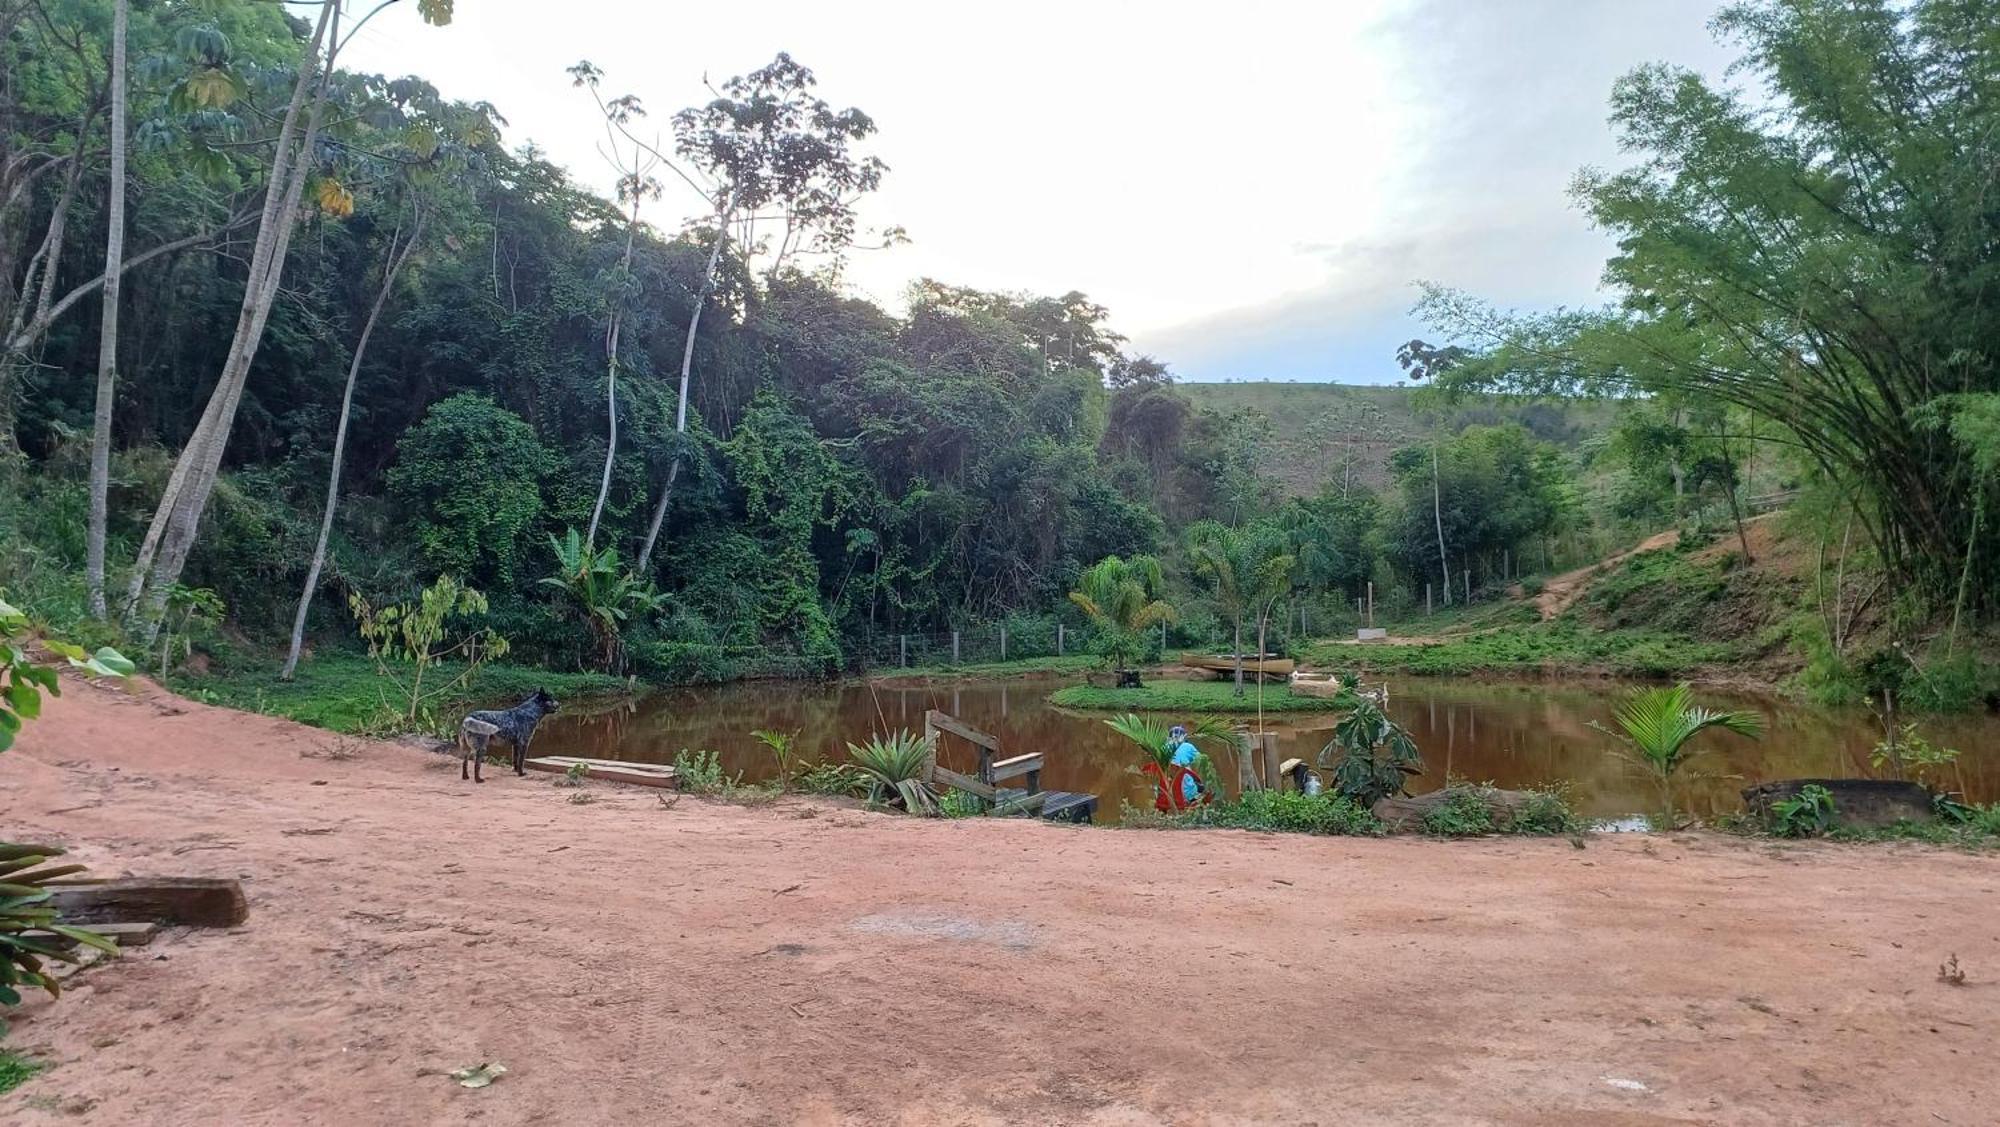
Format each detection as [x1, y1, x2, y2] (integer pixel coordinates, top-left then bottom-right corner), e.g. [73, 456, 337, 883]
[5, 676, 1998, 1125]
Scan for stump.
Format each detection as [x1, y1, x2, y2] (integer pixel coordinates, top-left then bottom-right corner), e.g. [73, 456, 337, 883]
[1114, 669, 1144, 689]
[1371, 786, 1543, 833]
[1740, 778, 1935, 829]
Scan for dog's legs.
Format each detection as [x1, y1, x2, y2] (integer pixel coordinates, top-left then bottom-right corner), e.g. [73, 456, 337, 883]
[473, 733, 485, 783]
[514, 733, 528, 776]
[459, 729, 471, 781]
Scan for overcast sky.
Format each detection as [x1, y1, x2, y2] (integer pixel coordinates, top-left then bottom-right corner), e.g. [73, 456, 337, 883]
[337, 0, 1735, 383]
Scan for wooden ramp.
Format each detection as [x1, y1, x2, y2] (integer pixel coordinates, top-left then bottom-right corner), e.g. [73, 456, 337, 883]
[923, 710, 1098, 824]
[524, 756, 679, 788]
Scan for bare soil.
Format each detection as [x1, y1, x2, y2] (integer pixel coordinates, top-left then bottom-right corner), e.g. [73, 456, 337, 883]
[6, 675, 1998, 1125]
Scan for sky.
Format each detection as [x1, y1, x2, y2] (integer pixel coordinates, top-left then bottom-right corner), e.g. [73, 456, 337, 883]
[335, 0, 1736, 383]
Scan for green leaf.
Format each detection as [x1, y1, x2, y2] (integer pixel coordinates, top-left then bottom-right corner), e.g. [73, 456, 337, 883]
[6, 680, 39, 720]
[84, 648, 136, 678]
[449, 1062, 505, 1088]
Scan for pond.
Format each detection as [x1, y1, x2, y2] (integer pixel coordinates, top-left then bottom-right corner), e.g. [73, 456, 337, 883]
[532, 675, 2000, 824]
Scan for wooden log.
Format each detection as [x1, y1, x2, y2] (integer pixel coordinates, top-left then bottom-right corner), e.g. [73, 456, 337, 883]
[1740, 778, 1934, 829]
[524, 757, 678, 789]
[1260, 733, 1281, 798]
[52, 878, 247, 928]
[1370, 787, 1541, 834]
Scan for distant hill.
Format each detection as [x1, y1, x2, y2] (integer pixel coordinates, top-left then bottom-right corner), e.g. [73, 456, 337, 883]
[1176, 381, 1615, 497]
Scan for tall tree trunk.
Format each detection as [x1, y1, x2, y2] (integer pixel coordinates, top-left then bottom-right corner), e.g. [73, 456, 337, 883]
[1232, 619, 1244, 698]
[128, 3, 338, 639]
[586, 195, 643, 548]
[1432, 436, 1451, 606]
[85, 0, 128, 620]
[1721, 440, 1753, 563]
[282, 204, 423, 679]
[637, 192, 733, 573]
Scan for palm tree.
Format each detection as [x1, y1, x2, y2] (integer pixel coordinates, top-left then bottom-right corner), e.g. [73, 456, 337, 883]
[1185, 522, 1295, 697]
[1597, 683, 1763, 820]
[1067, 554, 1174, 683]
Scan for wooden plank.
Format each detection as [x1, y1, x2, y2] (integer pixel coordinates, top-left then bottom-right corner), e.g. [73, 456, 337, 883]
[524, 757, 679, 789]
[924, 709, 1002, 752]
[988, 753, 1044, 782]
[52, 878, 246, 928]
[990, 790, 1051, 816]
[21, 921, 159, 949]
[931, 764, 998, 800]
[1040, 792, 1098, 824]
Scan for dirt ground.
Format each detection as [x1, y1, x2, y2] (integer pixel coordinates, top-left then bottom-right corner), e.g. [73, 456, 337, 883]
[5, 676, 1998, 1125]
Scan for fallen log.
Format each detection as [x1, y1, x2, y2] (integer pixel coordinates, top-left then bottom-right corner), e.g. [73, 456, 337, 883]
[51, 877, 247, 928]
[1740, 779, 1934, 829]
[1371, 786, 1543, 833]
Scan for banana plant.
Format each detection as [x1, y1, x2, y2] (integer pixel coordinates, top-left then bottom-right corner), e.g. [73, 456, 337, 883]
[540, 528, 664, 671]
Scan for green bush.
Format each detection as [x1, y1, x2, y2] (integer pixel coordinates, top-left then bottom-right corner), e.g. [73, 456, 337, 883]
[1122, 791, 1381, 836]
[1421, 789, 1496, 836]
[628, 639, 738, 685]
[388, 393, 549, 589]
[1512, 788, 1585, 834]
[672, 749, 736, 796]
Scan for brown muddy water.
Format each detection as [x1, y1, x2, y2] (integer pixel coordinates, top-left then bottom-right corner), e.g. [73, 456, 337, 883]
[532, 676, 2000, 824]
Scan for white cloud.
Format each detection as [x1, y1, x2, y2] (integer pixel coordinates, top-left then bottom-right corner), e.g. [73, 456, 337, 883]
[333, 0, 1735, 383]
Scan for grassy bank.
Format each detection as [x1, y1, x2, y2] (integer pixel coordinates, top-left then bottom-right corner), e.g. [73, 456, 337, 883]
[170, 652, 628, 735]
[1049, 679, 1353, 713]
[1305, 623, 1740, 680]
[866, 653, 1102, 683]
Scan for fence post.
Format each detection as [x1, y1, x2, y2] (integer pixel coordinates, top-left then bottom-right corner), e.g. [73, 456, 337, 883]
[952, 630, 960, 665]
[1161, 618, 1168, 652]
[900, 634, 907, 667]
[1000, 625, 1007, 662]
[1463, 569, 1470, 603]
[1366, 582, 1374, 628]
[1057, 624, 1065, 656]
[1426, 584, 1432, 615]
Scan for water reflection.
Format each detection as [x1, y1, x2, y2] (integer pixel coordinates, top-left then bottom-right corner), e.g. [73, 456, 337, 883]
[535, 676, 2000, 825]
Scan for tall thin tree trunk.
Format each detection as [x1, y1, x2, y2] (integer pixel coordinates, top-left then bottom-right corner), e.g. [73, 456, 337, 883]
[85, 0, 128, 619]
[1432, 435, 1451, 606]
[1232, 619, 1244, 698]
[283, 205, 423, 679]
[586, 195, 642, 548]
[128, 4, 338, 638]
[638, 192, 733, 573]
[1722, 441, 1753, 563]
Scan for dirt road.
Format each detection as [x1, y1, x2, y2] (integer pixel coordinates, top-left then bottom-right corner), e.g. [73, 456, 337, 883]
[5, 676, 1997, 1124]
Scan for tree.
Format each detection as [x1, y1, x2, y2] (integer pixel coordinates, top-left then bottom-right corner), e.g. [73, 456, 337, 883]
[631, 52, 886, 571]
[1067, 554, 1174, 678]
[127, 0, 456, 639]
[388, 393, 548, 588]
[540, 528, 662, 671]
[1418, 0, 2000, 617]
[1185, 521, 1295, 697]
[83, 0, 127, 618]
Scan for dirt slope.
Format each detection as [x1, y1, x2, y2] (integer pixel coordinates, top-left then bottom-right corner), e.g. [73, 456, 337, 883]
[1529, 528, 1682, 621]
[4, 676, 1997, 1125]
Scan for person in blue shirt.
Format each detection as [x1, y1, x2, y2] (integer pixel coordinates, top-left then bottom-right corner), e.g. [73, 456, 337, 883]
[1167, 724, 1203, 805]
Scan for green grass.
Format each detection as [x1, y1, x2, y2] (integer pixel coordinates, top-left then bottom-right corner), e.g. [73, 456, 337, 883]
[1305, 622, 1739, 679]
[169, 651, 627, 735]
[0, 1050, 42, 1095]
[1048, 679, 1354, 713]
[869, 653, 1103, 681]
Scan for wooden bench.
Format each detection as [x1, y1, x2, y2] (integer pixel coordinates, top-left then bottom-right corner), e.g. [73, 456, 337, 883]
[923, 709, 1092, 822]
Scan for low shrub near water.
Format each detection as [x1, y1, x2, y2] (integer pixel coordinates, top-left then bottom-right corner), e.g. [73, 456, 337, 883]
[1121, 791, 1382, 836]
[1051, 680, 1351, 713]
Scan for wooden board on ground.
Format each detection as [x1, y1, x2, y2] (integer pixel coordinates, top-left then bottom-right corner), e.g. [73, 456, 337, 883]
[524, 756, 679, 789]
[1039, 792, 1098, 824]
[52, 878, 246, 928]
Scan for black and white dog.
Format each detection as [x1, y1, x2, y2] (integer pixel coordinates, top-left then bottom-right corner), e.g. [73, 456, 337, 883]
[458, 689, 559, 782]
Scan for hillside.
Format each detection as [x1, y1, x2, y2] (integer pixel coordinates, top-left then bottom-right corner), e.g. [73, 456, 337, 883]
[1178, 381, 1616, 496]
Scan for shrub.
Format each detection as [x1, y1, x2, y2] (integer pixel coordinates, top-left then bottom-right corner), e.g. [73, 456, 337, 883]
[1317, 697, 1423, 805]
[1512, 788, 1585, 834]
[627, 639, 737, 685]
[845, 730, 940, 815]
[795, 760, 863, 796]
[1771, 784, 1837, 838]
[1121, 791, 1380, 835]
[388, 393, 548, 588]
[1421, 789, 1496, 837]
[672, 748, 736, 796]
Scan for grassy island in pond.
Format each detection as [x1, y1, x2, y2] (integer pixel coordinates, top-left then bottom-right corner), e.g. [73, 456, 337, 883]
[1049, 680, 1355, 713]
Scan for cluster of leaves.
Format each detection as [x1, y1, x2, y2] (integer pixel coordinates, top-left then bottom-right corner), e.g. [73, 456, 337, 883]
[1770, 785, 1838, 839]
[1317, 697, 1424, 806]
[347, 576, 509, 724]
[844, 729, 937, 815]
